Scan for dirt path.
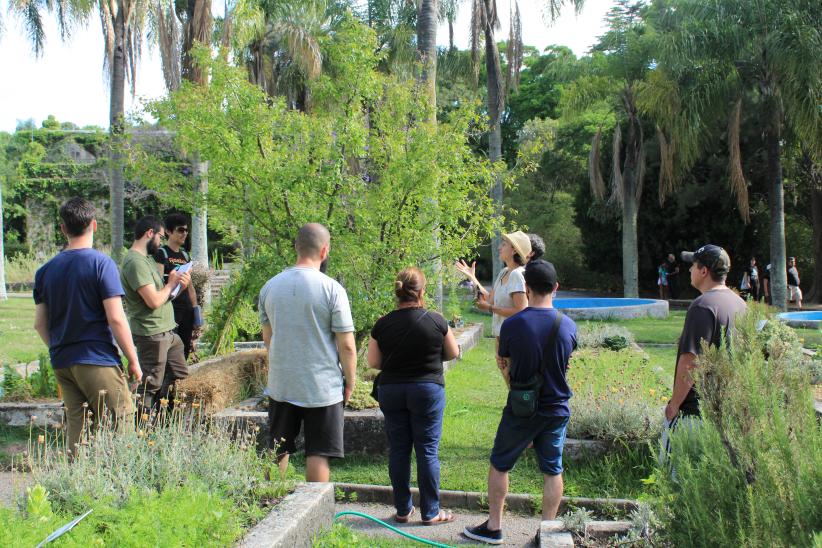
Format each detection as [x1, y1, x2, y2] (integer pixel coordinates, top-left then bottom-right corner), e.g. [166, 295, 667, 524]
[0, 471, 31, 508]
[335, 501, 539, 546]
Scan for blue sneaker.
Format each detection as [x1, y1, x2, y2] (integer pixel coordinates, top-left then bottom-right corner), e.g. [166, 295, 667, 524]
[463, 520, 503, 545]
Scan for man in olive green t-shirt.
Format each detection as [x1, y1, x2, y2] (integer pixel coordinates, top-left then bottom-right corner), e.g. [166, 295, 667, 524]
[121, 216, 191, 410]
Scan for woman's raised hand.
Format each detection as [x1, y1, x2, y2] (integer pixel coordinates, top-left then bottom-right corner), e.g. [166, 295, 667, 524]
[454, 259, 477, 282]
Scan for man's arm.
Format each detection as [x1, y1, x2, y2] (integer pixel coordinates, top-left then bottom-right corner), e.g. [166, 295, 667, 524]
[187, 281, 198, 307]
[335, 332, 357, 405]
[136, 269, 190, 309]
[262, 324, 272, 349]
[666, 352, 697, 420]
[34, 303, 50, 345]
[103, 297, 142, 382]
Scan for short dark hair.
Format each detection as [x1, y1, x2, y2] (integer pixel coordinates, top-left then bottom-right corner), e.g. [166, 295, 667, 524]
[134, 216, 163, 240]
[695, 260, 726, 283]
[59, 198, 96, 237]
[528, 234, 545, 261]
[395, 267, 426, 305]
[295, 223, 330, 258]
[165, 213, 189, 233]
[524, 259, 558, 296]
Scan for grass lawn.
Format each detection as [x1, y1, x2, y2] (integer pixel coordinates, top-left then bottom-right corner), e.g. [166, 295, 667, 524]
[293, 338, 658, 501]
[0, 297, 46, 365]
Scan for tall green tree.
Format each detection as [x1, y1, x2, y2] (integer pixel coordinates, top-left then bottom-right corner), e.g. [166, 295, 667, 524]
[656, 0, 822, 309]
[562, 0, 653, 297]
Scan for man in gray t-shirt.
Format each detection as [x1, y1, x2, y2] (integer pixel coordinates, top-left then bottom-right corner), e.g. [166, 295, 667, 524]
[667, 245, 747, 420]
[259, 223, 357, 482]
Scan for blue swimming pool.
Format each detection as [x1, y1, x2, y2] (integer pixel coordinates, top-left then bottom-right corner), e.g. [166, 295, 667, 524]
[553, 298, 668, 320]
[778, 311, 822, 329]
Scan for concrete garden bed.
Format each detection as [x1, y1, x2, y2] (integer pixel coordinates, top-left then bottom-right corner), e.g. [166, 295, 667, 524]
[236, 482, 335, 548]
[540, 519, 633, 547]
[215, 323, 485, 456]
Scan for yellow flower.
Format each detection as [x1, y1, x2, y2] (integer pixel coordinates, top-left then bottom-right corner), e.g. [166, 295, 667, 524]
[37, 435, 45, 444]
[141, 413, 149, 422]
[137, 429, 145, 438]
[610, 387, 618, 393]
[159, 398, 169, 407]
[148, 440, 155, 447]
[649, 389, 656, 397]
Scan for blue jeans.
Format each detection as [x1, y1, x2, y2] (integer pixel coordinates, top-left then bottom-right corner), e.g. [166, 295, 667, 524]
[378, 382, 445, 521]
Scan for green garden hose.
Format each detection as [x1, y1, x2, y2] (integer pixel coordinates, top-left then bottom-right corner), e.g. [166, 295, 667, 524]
[333, 510, 455, 548]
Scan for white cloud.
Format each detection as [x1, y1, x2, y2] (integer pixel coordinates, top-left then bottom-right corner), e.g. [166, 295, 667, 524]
[0, 0, 612, 132]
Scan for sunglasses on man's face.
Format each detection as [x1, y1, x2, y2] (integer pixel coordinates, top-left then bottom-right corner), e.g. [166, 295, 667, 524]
[175, 227, 189, 234]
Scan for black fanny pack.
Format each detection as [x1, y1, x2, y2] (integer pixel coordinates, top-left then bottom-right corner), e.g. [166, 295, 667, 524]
[508, 311, 563, 418]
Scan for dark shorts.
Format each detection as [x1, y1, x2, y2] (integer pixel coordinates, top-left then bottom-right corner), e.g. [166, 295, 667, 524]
[268, 398, 344, 459]
[489, 409, 569, 476]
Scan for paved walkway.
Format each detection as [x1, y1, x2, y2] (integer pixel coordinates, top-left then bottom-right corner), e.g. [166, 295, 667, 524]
[335, 501, 539, 547]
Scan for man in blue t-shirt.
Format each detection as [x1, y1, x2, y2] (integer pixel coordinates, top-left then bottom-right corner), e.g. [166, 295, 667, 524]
[33, 198, 142, 456]
[465, 260, 577, 545]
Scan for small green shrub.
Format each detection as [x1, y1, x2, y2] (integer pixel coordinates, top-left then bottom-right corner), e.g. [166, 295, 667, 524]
[656, 306, 822, 547]
[577, 324, 635, 349]
[29, 404, 287, 516]
[1, 364, 31, 401]
[0, 483, 245, 547]
[0, 356, 58, 402]
[569, 390, 663, 443]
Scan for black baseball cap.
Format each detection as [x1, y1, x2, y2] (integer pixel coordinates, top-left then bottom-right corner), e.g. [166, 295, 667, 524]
[524, 259, 558, 293]
[681, 244, 731, 276]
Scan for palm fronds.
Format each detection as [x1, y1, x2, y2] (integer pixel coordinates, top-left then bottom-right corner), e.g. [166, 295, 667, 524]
[727, 97, 750, 223]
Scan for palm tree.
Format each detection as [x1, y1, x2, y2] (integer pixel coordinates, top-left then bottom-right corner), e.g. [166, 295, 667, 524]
[563, 1, 655, 298]
[9, 0, 146, 258]
[472, 0, 581, 280]
[417, 0, 438, 112]
[655, 0, 822, 309]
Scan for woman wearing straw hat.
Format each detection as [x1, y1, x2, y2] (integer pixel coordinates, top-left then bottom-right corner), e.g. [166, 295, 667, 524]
[456, 231, 531, 383]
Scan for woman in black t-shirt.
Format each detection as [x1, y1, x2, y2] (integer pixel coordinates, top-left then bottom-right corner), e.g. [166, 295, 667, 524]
[368, 267, 460, 525]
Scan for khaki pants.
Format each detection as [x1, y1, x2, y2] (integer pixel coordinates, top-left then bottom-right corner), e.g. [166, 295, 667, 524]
[54, 365, 135, 456]
[133, 330, 188, 408]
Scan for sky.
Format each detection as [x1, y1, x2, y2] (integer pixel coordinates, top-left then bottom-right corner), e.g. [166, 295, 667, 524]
[0, 0, 612, 132]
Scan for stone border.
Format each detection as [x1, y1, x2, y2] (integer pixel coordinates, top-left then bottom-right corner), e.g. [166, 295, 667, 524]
[558, 299, 669, 321]
[236, 482, 335, 548]
[0, 401, 63, 428]
[334, 483, 638, 517]
[540, 519, 633, 547]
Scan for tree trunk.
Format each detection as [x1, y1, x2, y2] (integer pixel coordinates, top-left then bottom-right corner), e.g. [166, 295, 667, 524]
[0, 182, 7, 300]
[765, 124, 787, 310]
[109, 12, 127, 260]
[191, 156, 210, 305]
[417, 0, 442, 310]
[485, 24, 504, 283]
[621, 170, 639, 298]
[810, 186, 822, 303]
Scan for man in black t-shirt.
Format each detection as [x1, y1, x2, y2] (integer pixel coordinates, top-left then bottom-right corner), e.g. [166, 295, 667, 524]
[660, 245, 746, 458]
[154, 213, 199, 358]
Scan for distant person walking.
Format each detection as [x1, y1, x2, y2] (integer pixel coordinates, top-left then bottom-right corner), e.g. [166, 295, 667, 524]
[666, 253, 681, 299]
[464, 260, 577, 545]
[658, 259, 669, 300]
[33, 198, 141, 455]
[367, 267, 460, 525]
[259, 223, 357, 482]
[456, 231, 531, 382]
[121, 216, 191, 412]
[787, 257, 802, 308]
[747, 257, 760, 302]
[762, 263, 771, 304]
[661, 245, 746, 459]
[154, 213, 200, 359]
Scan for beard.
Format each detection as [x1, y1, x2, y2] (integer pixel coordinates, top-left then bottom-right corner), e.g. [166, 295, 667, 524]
[147, 237, 160, 256]
[319, 258, 329, 274]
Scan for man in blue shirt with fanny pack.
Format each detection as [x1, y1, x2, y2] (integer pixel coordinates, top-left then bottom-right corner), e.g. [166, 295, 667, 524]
[465, 260, 577, 545]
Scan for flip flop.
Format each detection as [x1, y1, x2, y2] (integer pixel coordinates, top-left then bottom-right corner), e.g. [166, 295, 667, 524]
[395, 506, 415, 523]
[422, 509, 456, 526]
